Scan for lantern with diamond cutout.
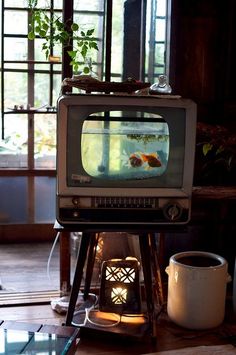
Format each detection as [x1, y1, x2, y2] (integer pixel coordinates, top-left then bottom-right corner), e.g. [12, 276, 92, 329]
[99, 257, 141, 314]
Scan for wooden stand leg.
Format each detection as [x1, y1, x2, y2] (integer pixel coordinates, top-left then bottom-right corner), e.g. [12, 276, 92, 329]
[149, 233, 164, 308]
[59, 230, 71, 295]
[83, 233, 100, 299]
[139, 233, 156, 338]
[65, 232, 91, 326]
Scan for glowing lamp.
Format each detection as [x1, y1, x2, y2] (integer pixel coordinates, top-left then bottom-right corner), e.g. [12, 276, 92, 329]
[99, 258, 141, 314]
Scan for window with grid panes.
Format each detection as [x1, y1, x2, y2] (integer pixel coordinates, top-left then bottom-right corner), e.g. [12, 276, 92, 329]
[0, 0, 170, 224]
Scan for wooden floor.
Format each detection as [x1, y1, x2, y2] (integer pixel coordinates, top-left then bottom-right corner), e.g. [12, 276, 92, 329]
[0, 239, 236, 353]
[0, 298, 236, 355]
[0, 242, 61, 293]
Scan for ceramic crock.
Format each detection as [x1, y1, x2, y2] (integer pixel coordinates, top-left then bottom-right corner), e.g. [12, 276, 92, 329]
[166, 251, 229, 329]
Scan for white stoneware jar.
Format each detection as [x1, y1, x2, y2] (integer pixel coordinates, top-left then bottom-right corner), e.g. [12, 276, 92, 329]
[166, 251, 229, 329]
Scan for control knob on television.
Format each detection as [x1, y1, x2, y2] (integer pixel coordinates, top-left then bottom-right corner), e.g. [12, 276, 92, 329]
[163, 202, 183, 221]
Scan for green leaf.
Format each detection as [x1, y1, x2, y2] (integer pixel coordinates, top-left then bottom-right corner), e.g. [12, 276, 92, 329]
[42, 42, 48, 50]
[44, 14, 50, 23]
[89, 41, 99, 50]
[29, 0, 38, 8]
[56, 21, 64, 31]
[86, 29, 94, 36]
[55, 18, 63, 29]
[68, 50, 77, 59]
[203, 143, 213, 156]
[45, 49, 49, 59]
[53, 33, 58, 40]
[34, 13, 41, 24]
[81, 44, 88, 59]
[73, 63, 79, 73]
[216, 145, 225, 155]
[42, 23, 49, 31]
[81, 31, 86, 37]
[39, 29, 47, 37]
[71, 23, 79, 31]
[60, 31, 69, 42]
[28, 31, 35, 40]
[35, 25, 41, 33]
[83, 66, 90, 74]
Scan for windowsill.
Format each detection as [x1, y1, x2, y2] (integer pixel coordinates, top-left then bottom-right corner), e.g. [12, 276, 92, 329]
[0, 169, 56, 176]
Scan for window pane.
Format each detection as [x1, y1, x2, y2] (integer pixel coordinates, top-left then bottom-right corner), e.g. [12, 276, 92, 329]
[155, 19, 166, 41]
[4, 72, 28, 109]
[4, 10, 28, 35]
[4, 63, 28, 70]
[35, 38, 49, 62]
[154, 66, 165, 75]
[0, 177, 28, 223]
[51, 41, 63, 59]
[4, 0, 28, 7]
[0, 114, 28, 168]
[0, 176, 56, 223]
[110, 0, 124, 79]
[74, 0, 104, 11]
[34, 62, 51, 71]
[54, 0, 63, 9]
[73, 13, 104, 35]
[35, 0, 53, 7]
[35, 177, 56, 222]
[34, 73, 50, 107]
[53, 74, 63, 107]
[4, 38, 27, 61]
[34, 113, 56, 169]
[155, 43, 165, 65]
[156, 0, 167, 16]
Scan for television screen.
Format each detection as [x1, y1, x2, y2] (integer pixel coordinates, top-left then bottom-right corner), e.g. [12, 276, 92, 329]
[67, 108, 185, 188]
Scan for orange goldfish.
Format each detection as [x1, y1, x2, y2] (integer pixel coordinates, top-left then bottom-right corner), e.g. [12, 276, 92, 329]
[129, 153, 143, 167]
[141, 153, 162, 167]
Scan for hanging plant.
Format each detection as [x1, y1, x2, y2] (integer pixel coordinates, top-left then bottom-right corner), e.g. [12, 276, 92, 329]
[27, 0, 98, 74]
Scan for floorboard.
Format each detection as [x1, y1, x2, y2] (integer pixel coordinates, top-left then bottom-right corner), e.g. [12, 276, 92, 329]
[0, 240, 236, 354]
[0, 300, 235, 355]
[0, 242, 60, 293]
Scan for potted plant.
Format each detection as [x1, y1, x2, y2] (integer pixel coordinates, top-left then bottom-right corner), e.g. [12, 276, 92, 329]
[194, 122, 236, 186]
[27, 0, 98, 75]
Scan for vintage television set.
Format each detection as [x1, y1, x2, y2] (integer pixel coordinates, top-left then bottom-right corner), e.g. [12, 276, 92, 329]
[56, 94, 197, 228]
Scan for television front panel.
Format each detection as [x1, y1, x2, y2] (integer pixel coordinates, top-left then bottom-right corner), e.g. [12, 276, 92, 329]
[56, 94, 197, 228]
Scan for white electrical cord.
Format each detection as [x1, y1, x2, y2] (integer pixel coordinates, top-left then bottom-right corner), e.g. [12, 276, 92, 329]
[47, 231, 60, 288]
[71, 293, 121, 328]
[72, 293, 98, 327]
[86, 309, 121, 328]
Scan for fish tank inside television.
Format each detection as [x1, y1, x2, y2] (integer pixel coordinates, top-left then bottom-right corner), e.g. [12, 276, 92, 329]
[56, 94, 197, 228]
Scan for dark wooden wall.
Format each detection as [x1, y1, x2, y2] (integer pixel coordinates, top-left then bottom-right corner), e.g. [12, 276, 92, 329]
[169, 0, 236, 129]
[167, 1, 236, 272]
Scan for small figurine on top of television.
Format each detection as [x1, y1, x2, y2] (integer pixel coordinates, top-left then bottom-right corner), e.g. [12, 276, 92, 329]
[149, 75, 172, 95]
